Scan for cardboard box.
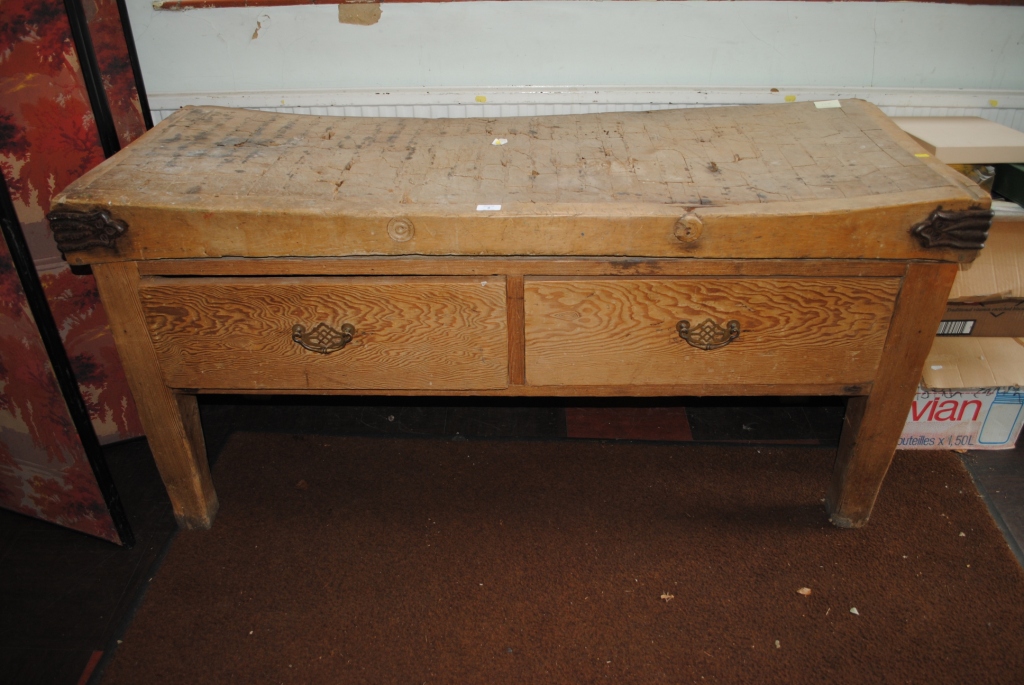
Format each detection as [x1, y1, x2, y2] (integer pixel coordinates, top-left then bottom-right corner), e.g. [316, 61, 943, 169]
[900, 337, 1024, 450]
[939, 216, 1024, 337]
[939, 301, 1024, 338]
[892, 116, 1024, 164]
[948, 217, 1024, 302]
[899, 388, 1024, 450]
[922, 337, 1024, 388]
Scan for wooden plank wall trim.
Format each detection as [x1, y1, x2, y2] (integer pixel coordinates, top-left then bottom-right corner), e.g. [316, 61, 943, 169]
[155, 0, 1024, 10]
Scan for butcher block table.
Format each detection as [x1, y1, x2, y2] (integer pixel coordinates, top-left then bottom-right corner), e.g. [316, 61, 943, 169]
[50, 100, 991, 530]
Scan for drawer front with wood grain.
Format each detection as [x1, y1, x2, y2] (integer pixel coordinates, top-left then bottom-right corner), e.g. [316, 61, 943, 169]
[524, 277, 901, 388]
[140, 277, 508, 390]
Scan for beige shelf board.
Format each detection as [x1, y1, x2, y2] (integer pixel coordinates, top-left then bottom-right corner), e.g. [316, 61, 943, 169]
[893, 116, 1024, 164]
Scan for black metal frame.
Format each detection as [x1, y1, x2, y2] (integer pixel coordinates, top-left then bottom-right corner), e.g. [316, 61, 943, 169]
[63, 0, 121, 157]
[0, 175, 134, 548]
[115, 0, 154, 130]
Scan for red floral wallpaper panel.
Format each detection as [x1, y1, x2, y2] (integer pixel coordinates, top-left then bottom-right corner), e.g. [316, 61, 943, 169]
[85, 0, 147, 146]
[0, 238, 119, 543]
[0, 0, 146, 541]
[1, 0, 143, 442]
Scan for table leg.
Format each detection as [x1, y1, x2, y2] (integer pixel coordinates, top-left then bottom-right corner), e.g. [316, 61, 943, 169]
[93, 262, 218, 529]
[826, 262, 958, 528]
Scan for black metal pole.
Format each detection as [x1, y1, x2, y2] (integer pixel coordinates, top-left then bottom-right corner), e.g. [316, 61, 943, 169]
[114, 0, 154, 130]
[0, 174, 134, 547]
[63, 0, 122, 157]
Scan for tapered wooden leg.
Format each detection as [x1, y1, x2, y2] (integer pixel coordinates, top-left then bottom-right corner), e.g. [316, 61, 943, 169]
[826, 262, 958, 528]
[93, 262, 218, 529]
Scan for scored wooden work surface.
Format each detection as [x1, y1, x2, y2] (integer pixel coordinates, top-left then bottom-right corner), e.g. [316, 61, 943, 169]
[51, 101, 992, 531]
[79, 101, 954, 204]
[56, 100, 985, 263]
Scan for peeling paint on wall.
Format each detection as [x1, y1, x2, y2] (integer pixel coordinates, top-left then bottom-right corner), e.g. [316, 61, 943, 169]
[252, 13, 271, 40]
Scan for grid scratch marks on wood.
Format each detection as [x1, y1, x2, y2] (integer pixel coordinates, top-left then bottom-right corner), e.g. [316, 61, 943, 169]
[74, 100, 951, 211]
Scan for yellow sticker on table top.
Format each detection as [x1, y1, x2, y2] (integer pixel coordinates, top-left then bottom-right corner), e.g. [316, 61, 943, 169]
[914, 153, 931, 158]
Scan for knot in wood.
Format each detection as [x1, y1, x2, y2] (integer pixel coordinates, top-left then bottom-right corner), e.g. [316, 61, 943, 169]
[674, 213, 704, 243]
[387, 217, 415, 242]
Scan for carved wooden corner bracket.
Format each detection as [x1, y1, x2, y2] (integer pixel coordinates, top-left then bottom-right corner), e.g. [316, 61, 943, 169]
[46, 208, 128, 254]
[911, 206, 992, 251]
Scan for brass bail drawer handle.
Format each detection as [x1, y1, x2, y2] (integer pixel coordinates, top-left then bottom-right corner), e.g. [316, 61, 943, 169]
[676, 318, 740, 351]
[292, 322, 356, 354]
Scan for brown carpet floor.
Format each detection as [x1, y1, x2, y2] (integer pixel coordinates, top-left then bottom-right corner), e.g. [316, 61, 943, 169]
[101, 435, 1024, 684]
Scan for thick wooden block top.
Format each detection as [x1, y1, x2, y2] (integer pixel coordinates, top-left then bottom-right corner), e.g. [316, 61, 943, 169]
[52, 100, 989, 263]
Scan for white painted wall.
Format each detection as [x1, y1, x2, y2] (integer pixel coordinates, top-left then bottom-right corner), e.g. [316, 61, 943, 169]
[127, 1, 1023, 93]
[126, 1, 1024, 129]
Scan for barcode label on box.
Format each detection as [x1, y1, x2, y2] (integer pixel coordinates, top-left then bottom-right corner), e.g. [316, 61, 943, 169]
[937, 320, 975, 336]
